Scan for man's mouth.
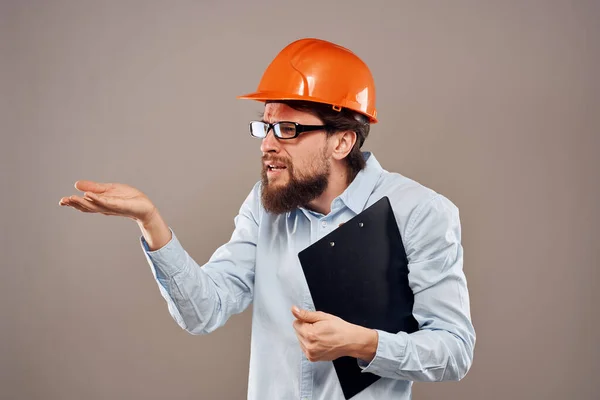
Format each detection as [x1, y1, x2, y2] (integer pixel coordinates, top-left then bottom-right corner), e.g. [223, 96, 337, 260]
[264, 159, 288, 172]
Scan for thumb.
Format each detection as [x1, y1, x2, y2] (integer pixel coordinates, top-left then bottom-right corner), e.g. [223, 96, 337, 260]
[292, 306, 322, 323]
[75, 180, 110, 193]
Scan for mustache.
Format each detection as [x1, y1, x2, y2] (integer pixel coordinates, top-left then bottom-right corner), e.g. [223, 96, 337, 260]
[262, 155, 290, 167]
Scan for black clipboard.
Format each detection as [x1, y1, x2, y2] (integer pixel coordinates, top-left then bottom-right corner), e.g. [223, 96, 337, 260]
[297, 196, 418, 399]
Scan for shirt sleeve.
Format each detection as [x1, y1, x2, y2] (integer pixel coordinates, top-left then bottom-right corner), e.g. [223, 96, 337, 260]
[358, 193, 476, 381]
[141, 183, 261, 335]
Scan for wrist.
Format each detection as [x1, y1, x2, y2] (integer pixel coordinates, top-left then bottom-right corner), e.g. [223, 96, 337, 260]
[138, 206, 159, 228]
[348, 326, 378, 362]
[137, 209, 171, 251]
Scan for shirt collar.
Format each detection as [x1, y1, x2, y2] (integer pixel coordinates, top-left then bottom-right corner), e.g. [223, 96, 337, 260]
[338, 151, 383, 214]
[298, 151, 383, 218]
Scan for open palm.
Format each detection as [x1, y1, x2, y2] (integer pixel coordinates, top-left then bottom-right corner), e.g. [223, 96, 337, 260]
[59, 180, 156, 223]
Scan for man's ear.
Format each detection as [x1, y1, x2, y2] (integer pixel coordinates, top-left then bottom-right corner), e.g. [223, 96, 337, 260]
[331, 130, 357, 161]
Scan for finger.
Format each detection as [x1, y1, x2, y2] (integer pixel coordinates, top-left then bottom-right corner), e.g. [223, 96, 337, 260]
[70, 195, 118, 214]
[78, 195, 123, 215]
[74, 180, 110, 194]
[64, 199, 119, 216]
[83, 192, 126, 213]
[59, 197, 90, 212]
[292, 306, 323, 323]
[291, 306, 305, 320]
[294, 321, 313, 344]
[69, 195, 99, 213]
[67, 199, 93, 213]
[292, 319, 304, 334]
[292, 322, 308, 348]
[298, 342, 308, 357]
[83, 191, 99, 202]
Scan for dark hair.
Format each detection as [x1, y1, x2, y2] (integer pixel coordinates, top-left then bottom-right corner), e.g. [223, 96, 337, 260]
[266, 100, 370, 182]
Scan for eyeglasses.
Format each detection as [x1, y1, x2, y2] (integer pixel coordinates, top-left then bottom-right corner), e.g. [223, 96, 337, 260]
[248, 121, 328, 140]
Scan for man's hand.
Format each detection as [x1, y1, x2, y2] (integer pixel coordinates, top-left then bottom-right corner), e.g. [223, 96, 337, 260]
[59, 180, 157, 224]
[291, 306, 378, 363]
[59, 180, 172, 250]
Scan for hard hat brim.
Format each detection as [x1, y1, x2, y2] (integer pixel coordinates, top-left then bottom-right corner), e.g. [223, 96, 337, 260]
[237, 91, 378, 123]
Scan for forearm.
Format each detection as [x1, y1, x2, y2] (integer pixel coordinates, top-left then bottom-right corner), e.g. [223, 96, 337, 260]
[137, 208, 172, 251]
[360, 327, 474, 382]
[142, 232, 238, 335]
[141, 197, 259, 335]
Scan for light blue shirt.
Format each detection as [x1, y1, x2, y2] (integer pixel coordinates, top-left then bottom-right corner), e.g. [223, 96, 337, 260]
[141, 152, 475, 400]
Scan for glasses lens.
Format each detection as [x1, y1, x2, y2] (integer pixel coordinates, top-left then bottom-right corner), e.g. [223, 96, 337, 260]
[250, 121, 267, 138]
[274, 122, 297, 139]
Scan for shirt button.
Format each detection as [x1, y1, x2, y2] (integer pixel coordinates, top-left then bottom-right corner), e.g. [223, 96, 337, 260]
[321, 220, 327, 227]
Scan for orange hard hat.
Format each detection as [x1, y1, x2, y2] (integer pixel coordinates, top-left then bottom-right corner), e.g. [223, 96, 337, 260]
[237, 38, 378, 123]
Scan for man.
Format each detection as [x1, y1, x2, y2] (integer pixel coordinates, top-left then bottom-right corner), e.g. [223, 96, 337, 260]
[60, 38, 475, 399]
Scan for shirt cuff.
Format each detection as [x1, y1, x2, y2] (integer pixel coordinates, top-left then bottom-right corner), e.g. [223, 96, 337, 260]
[357, 329, 408, 375]
[140, 228, 188, 278]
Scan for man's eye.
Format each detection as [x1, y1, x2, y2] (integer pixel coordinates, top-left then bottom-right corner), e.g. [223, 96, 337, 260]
[280, 127, 295, 135]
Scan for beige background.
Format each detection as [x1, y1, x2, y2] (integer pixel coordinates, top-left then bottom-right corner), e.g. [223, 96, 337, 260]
[1, 0, 598, 399]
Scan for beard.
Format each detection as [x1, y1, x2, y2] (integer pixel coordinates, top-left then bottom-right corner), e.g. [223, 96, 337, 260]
[261, 149, 330, 214]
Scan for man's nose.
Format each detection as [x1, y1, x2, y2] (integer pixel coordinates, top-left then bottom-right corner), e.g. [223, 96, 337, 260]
[260, 129, 280, 154]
